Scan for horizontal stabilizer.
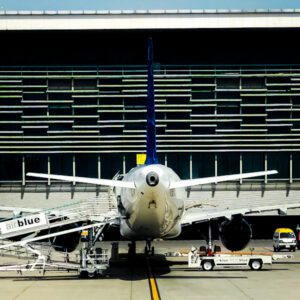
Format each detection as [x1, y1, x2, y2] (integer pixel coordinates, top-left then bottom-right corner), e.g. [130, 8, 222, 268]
[169, 170, 278, 189]
[27, 172, 135, 189]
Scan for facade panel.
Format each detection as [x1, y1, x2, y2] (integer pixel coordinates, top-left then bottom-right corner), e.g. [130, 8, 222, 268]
[0, 64, 300, 182]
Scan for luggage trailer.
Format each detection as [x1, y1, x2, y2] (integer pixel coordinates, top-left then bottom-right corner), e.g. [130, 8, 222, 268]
[188, 250, 293, 271]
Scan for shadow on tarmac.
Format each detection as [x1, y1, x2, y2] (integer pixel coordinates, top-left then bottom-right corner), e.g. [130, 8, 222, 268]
[0, 253, 296, 281]
[0, 254, 170, 282]
[157, 275, 248, 279]
[171, 268, 289, 272]
[273, 261, 300, 265]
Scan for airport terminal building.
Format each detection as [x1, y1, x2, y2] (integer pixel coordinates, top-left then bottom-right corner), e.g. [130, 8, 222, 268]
[1, 9, 300, 236]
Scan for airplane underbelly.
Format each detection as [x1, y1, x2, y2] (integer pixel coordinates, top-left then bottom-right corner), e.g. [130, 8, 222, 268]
[127, 197, 180, 238]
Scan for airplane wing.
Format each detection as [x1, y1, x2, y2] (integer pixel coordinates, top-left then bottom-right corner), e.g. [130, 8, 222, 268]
[181, 203, 300, 225]
[27, 172, 135, 189]
[169, 170, 277, 189]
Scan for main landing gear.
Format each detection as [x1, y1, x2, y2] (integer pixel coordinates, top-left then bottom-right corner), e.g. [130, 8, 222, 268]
[145, 239, 155, 256]
[127, 239, 155, 257]
[128, 241, 136, 257]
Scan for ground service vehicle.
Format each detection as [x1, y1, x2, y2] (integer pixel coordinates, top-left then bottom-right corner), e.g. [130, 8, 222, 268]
[296, 225, 300, 250]
[188, 248, 292, 271]
[273, 228, 297, 252]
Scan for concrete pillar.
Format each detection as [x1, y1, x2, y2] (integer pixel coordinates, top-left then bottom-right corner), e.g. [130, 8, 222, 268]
[72, 155, 76, 185]
[22, 155, 25, 186]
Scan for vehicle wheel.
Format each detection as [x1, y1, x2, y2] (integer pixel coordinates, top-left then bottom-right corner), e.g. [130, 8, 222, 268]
[249, 259, 262, 271]
[202, 260, 214, 271]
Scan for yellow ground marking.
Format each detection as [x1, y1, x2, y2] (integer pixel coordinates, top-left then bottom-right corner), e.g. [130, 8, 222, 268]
[146, 258, 161, 300]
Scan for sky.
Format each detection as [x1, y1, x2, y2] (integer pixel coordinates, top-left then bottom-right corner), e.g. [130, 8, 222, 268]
[0, 0, 299, 11]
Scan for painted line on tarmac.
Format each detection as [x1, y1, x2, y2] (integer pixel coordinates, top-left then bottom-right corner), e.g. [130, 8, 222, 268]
[146, 258, 161, 300]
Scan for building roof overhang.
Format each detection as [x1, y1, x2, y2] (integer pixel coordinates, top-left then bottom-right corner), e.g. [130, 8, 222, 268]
[1, 9, 300, 30]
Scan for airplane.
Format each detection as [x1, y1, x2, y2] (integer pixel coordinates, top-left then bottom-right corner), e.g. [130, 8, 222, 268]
[1, 38, 300, 256]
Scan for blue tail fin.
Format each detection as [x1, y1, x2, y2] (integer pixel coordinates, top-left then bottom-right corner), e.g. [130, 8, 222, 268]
[145, 38, 158, 165]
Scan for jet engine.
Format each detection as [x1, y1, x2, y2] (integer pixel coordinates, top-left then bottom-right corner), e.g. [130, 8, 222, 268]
[219, 216, 252, 251]
[49, 223, 81, 252]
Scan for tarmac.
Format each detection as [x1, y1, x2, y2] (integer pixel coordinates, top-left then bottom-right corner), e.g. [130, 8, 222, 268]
[0, 240, 299, 300]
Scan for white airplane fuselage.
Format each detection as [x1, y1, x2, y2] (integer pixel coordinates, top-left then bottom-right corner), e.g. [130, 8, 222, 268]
[117, 164, 185, 240]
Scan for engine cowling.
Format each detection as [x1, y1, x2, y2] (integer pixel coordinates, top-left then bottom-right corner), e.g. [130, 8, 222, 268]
[219, 216, 252, 251]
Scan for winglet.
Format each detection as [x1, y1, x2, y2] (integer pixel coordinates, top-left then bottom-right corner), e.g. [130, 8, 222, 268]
[145, 37, 158, 165]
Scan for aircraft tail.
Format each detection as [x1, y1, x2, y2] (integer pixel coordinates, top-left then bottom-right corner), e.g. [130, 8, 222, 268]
[145, 37, 158, 165]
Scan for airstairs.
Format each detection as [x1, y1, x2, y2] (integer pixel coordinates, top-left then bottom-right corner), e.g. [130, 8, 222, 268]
[0, 191, 118, 277]
[0, 239, 46, 259]
[0, 192, 117, 241]
[0, 239, 39, 259]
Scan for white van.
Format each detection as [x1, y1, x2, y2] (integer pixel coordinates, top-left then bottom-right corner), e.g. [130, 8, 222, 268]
[273, 228, 296, 252]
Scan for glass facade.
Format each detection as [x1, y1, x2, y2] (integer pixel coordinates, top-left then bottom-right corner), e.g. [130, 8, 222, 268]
[1, 65, 300, 183]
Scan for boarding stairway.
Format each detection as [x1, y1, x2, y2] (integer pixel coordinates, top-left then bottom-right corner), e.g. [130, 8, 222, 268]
[0, 240, 39, 259]
[0, 191, 118, 243]
[0, 191, 116, 277]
